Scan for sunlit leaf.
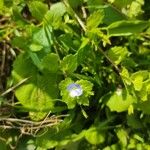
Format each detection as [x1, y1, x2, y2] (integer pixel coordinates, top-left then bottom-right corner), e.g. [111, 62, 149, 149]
[116, 128, 128, 147]
[85, 127, 105, 145]
[107, 20, 149, 36]
[107, 46, 129, 65]
[86, 10, 104, 29]
[61, 54, 77, 74]
[44, 2, 66, 28]
[127, 0, 144, 18]
[12, 53, 59, 120]
[120, 67, 131, 85]
[106, 89, 136, 112]
[31, 26, 52, 52]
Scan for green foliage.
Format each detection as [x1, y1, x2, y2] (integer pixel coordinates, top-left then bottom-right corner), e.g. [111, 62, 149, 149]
[106, 89, 136, 112]
[116, 128, 128, 147]
[44, 2, 66, 28]
[107, 20, 149, 36]
[59, 78, 93, 109]
[42, 53, 59, 73]
[85, 127, 105, 145]
[1, 0, 150, 149]
[31, 25, 53, 52]
[28, 1, 48, 22]
[61, 54, 77, 74]
[107, 46, 129, 65]
[86, 10, 104, 29]
[12, 53, 59, 120]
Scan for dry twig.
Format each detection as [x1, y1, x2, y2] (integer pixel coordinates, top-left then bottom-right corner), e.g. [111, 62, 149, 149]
[0, 115, 66, 136]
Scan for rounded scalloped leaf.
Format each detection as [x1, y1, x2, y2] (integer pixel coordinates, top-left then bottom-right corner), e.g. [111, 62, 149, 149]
[61, 54, 77, 74]
[106, 89, 136, 112]
[12, 53, 59, 116]
[85, 127, 105, 145]
[131, 71, 149, 91]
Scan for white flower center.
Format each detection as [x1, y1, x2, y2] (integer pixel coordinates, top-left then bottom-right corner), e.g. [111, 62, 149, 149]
[69, 88, 83, 97]
[67, 83, 83, 97]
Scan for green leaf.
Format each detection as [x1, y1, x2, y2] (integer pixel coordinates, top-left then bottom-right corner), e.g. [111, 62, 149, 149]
[131, 71, 149, 95]
[120, 67, 131, 85]
[127, 0, 144, 18]
[113, 0, 133, 8]
[11, 36, 29, 51]
[29, 43, 43, 52]
[78, 38, 90, 50]
[86, 10, 104, 29]
[76, 80, 94, 98]
[28, 1, 48, 22]
[127, 114, 143, 129]
[28, 51, 43, 70]
[81, 107, 88, 118]
[12, 5, 27, 25]
[85, 127, 105, 145]
[77, 39, 92, 64]
[132, 75, 143, 91]
[135, 79, 150, 105]
[61, 54, 77, 74]
[41, 53, 59, 73]
[17, 138, 36, 150]
[36, 128, 59, 149]
[103, 5, 126, 25]
[68, 0, 83, 8]
[103, 144, 120, 150]
[131, 71, 149, 81]
[106, 89, 136, 112]
[116, 128, 128, 147]
[44, 2, 66, 28]
[136, 100, 150, 114]
[31, 26, 52, 52]
[59, 78, 94, 109]
[133, 134, 144, 143]
[88, 4, 125, 24]
[12, 53, 59, 119]
[87, 0, 103, 9]
[107, 20, 149, 36]
[0, 0, 4, 10]
[107, 46, 129, 65]
[36, 128, 85, 149]
[0, 140, 7, 150]
[58, 34, 75, 52]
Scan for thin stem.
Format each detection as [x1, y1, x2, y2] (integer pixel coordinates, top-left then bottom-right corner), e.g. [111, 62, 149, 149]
[1, 77, 30, 97]
[98, 47, 120, 74]
[63, 0, 86, 32]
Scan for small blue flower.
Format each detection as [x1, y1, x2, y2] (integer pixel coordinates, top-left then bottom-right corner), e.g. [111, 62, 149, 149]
[67, 83, 83, 97]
